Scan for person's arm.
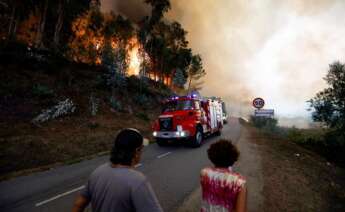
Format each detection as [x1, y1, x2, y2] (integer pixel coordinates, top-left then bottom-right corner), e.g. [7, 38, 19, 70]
[235, 185, 247, 212]
[72, 181, 91, 212]
[132, 180, 163, 212]
[72, 194, 90, 212]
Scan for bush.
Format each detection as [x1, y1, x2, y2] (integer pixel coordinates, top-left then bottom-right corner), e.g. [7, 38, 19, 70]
[282, 127, 345, 168]
[250, 116, 278, 132]
[134, 94, 150, 108]
[109, 96, 122, 111]
[136, 112, 150, 122]
[32, 84, 54, 98]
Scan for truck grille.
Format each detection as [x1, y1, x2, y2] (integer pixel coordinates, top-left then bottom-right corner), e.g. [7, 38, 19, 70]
[159, 117, 173, 131]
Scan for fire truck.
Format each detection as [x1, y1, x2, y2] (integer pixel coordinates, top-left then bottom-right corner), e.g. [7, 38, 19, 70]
[152, 93, 223, 147]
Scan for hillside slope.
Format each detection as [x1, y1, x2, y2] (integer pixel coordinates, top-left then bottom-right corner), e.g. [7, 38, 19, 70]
[0, 58, 171, 180]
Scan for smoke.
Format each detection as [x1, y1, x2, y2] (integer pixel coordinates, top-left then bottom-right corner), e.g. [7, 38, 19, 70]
[100, 0, 150, 22]
[100, 0, 345, 127]
[168, 0, 345, 126]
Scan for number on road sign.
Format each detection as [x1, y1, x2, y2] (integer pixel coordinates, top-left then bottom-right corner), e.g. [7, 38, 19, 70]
[253, 98, 265, 109]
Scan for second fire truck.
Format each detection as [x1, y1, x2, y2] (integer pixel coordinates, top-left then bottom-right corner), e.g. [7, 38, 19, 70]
[152, 93, 224, 147]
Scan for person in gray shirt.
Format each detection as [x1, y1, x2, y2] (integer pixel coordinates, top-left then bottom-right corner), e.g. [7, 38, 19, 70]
[72, 128, 163, 212]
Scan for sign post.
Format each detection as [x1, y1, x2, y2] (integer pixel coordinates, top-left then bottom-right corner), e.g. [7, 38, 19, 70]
[252, 97, 265, 109]
[252, 97, 275, 118]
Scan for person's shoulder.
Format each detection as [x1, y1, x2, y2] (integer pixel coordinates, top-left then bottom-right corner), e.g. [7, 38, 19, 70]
[201, 167, 228, 175]
[125, 168, 147, 181]
[91, 163, 109, 176]
[112, 168, 148, 187]
[201, 167, 213, 174]
[230, 171, 246, 187]
[200, 167, 222, 179]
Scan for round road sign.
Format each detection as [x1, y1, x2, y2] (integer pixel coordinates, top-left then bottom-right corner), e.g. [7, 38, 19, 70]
[253, 98, 265, 109]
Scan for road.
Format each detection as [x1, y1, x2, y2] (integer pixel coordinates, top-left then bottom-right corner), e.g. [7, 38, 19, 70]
[0, 117, 261, 212]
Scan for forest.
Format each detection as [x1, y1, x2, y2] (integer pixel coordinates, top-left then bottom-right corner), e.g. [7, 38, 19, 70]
[0, 0, 205, 91]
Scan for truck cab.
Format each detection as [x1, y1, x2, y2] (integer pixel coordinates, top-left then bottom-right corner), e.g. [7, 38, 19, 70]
[152, 95, 223, 147]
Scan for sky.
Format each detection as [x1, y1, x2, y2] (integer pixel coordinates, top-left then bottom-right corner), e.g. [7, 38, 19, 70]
[101, 0, 345, 127]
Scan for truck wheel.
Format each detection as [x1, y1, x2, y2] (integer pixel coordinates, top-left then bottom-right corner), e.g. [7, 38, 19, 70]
[191, 127, 203, 147]
[156, 139, 167, 146]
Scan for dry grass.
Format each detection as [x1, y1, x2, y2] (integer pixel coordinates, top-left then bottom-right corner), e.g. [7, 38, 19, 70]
[0, 110, 157, 181]
[0, 62, 166, 181]
[247, 127, 345, 212]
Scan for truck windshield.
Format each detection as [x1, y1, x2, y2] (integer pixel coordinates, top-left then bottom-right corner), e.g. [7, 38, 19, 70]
[163, 100, 193, 112]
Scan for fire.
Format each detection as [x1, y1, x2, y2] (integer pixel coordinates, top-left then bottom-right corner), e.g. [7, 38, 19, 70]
[128, 39, 141, 76]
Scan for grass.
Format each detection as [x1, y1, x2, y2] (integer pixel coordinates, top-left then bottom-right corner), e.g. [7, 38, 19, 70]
[248, 116, 345, 168]
[245, 126, 345, 211]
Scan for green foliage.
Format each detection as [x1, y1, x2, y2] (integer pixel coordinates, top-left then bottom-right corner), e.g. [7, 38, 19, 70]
[285, 128, 345, 167]
[309, 61, 345, 133]
[250, 115, 278, 132]
[173, 68, 187, 88]
[32, 84, 54, 98]
[102, 42, 128, 92]
[188, 54, 206, 91]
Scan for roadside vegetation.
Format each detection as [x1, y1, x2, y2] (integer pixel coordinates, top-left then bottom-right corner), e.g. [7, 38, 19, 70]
[245, 126, 345, 211]
[250, 61, 345, 168]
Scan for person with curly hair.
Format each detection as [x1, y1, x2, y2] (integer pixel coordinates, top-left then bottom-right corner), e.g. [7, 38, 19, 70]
[200, 139, 247, 212]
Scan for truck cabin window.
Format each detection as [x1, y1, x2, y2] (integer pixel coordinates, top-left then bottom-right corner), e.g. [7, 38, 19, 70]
[163, 100, 194, 112]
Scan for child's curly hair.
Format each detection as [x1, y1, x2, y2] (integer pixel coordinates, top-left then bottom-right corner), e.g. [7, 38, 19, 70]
[207, 139, 239, 167]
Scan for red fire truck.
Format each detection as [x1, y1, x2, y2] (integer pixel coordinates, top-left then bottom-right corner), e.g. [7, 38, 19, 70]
[152, 93, 223, 147]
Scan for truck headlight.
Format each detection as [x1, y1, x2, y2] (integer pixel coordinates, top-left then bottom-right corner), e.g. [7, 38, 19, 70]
[153, 131, 158, 137]
[177, 125, 183, 131]
[180, 131, 186, 137]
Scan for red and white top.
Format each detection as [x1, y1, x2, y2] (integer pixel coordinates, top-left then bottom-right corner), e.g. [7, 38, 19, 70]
[200, 167, 246, 212]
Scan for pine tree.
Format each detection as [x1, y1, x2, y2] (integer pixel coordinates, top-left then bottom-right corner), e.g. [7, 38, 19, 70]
[173, 68, 187, 88]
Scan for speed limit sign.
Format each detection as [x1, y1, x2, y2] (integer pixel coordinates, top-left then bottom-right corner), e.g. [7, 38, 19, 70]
[253, 98, 265, 109]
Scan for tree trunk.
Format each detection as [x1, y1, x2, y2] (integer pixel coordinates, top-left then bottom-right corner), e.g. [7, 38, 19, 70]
[187, 76, 192, 94]
[35, 0, 49, 48]
[7, 5, 16, 40]
[53, 0, 65, 49]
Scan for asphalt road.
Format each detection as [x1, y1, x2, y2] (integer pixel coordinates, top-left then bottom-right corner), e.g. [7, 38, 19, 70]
[0, 117, 242, 212]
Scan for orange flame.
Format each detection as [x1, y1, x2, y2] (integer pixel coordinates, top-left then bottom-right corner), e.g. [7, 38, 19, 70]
[128, 38, 141, 76]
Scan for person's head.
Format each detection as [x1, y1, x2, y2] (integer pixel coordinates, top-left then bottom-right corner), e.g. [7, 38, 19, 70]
[110, 128, 144, 166]
[207, 139, 239, 168]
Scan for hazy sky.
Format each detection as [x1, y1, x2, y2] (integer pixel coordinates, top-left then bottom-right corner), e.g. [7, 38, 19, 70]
[101, 0, 345, 121]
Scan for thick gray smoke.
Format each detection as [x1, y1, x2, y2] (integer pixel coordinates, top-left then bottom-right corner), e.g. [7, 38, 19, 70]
[101, 0, 150, 22]
[169, 0, 345, 127]
[101, 0, 345, 127]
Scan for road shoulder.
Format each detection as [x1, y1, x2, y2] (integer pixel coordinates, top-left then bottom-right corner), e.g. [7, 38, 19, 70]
[248, 126, 345, 211]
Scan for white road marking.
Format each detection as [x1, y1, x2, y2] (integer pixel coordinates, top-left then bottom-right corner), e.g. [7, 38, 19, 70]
[157, 152, 172, 159]
[134, 163, 143, 168]
[35, 148, 175, 207]
[35, 185, 85, 207]
[35, 163, 144, 207]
